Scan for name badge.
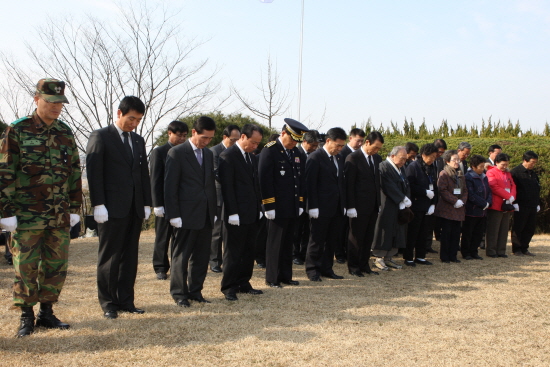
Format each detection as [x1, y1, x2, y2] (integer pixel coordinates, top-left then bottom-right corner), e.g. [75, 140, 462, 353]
[454, 188, 461, 195]
[23, 139, 42, 146]
[505, 188, 511, 193]
[429, 184, 434, 190]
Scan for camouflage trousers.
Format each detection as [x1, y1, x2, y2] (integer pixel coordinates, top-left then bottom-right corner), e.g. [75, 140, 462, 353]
[8, 228, 70, 307]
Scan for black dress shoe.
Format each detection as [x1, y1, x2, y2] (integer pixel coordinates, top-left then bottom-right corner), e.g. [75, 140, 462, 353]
[349, 270, 365, 277]
[104, 310, 118, 319]
[189, 296, 211, 303]
[404, 260, 416, 267]
[497, 254, 508, 258]
[336, 258, 346, 264]
[281, 280, 300, 285]
[265, 281, 282, 288]
[463, 256, 474, 260]
[309, 275, 322, 282]
[156, 272, 168, 280]
[472, 254, 483, 260]
[441, 260, 450, 263]
[451, 259, 461, 263]
[225, 293, 238, 301]
[426, 248, 438, 254]
[414, 259, 433, 265]
[210, 266, 222, 273]
[361, 268, 379, 275]
[293, 258, 304, 265]
[176, 299, 190, 308]
[119, 307, 145, 314]
[241, 288, 264, 295]
[225, 293, 239, 301]
[257, 263, 266, 269]
[322, 272, 344, 279]
[487, 254, 498, 258]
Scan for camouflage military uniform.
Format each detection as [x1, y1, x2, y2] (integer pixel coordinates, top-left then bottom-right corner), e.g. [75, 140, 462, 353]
[0, 111, 82, 307]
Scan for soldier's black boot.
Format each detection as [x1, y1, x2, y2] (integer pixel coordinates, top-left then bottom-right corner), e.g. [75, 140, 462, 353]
[35, 303, 70, 330]
[16, 307, 35, 338]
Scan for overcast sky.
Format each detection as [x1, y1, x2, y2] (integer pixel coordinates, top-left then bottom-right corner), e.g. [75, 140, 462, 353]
[1, 0, 549, 133]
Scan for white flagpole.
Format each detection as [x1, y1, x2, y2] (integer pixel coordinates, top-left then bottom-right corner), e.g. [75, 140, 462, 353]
[297, 0, 305, 120]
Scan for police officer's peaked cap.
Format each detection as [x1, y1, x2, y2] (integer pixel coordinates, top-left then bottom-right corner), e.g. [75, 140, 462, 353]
[283, 118, 309, 142]
[36, 78, 69, 104]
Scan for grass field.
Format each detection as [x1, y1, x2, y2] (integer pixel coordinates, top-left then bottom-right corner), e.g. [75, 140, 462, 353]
[1, 230, 549, 366]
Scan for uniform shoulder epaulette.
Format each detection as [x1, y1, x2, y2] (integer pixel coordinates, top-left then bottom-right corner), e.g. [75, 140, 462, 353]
[57, 120, 73, 132]
[10, 116, 31, 126]
[264, 141, 276, 148]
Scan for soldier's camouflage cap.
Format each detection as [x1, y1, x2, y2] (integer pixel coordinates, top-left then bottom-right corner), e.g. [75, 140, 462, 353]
[36, 78, 69, 103]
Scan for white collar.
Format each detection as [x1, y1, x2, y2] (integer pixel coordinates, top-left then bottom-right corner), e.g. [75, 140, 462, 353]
[189, 139, 199, 151]
[235, 141, 246, 156]
[386, 157, 401, 175]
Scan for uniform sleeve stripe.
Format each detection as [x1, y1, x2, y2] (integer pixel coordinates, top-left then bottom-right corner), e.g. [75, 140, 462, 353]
[262, 198, 275, 204]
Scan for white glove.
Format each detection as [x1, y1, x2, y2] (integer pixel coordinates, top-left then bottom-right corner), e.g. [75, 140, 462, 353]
[228, 214, 240, 226]
[537, 205, 540, 212]
[399, 202, 406, 210]
[309, 208, 319, 219]
[513, 204, 519, 212]
[343, 208, 347, 216]
[454, 200, 464, 208]
[347, 208, 358, 218]
[154, 207, 165, 217]
[0, 216, 17, 232]
[214, 216, 217, 222]
[426, 190, 434, 199]
[265, 210, 275, 220]
[259, 212, 263, 220]
[94, 205, 108, 223]
[170, 217, 182, 228]
[483, 203, 490, 210]
[70, 214, 80, 227]
[426, 205, 435, 216]
[144, 206, 151, 219]
[379, 206, 382, 213]
[299, 208, 304, 216]
[509, 196, 515, 203]
[403, 197, 412, 208]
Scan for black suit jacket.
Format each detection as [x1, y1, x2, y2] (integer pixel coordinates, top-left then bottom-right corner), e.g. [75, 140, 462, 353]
[406, 159, 438, 212]
[86, 124, 152, 218]
[218, 144, 262, 225]
[345, 150, 381, 215]
[305, 148, 345, 218]
[150, 143, 172, 207]
[164, 140, 216, 230]
[339, 145, 353, 160]
[211, 142, 226, 207]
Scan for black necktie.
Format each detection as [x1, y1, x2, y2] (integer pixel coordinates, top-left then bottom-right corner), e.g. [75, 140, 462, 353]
[368, 155, 375, 173]
[245, 152, 252, 166]
[122, 132, 133, 160]
[330, 155, 337, 176]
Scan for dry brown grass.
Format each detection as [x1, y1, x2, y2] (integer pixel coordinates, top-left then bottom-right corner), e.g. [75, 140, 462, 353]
[1, 230, 549, 366]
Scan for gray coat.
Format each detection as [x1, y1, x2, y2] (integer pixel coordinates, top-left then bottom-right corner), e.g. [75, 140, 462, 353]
[373, 159, 411, 251]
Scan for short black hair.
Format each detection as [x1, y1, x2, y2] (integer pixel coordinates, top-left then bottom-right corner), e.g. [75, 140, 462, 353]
[167, 120, 188, 134]
[349, 128, 366, 138]
[193, 116, 216, 134]
[434, 139, 447, 150]
[523, 150, 539, 162]
[366, 131, 384, 144]
[303, 130, 320, 144]
[419, 143, 438, 156]
[326, 127, 347, 142]
[223, 124, 240, 138]
[119, 96, 145, 115]
[442, 149, 458, 163]
[405, 142, 419, 154]
[494, 153, 510, 163]
[469, 154, 486, 168]
[241, 123, 263, 139]
[268, 133, 280, 142]
[488, 144, 502, 154]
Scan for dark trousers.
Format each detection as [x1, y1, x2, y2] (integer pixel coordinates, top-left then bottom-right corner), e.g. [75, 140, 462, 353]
[210, 206, 224, 268]
[221, 222, 259, 295]
[405, 212, 433, 261]
[347, 208, 377, 273]
[265, 217, 296, 284]
[255, 216, 268, 264]
[425, 216, 441, 250]
[293, 211, 309, 261]
[152, 215, 174, 273]
[306, 215, 343, 278]
[486, 210, 510, 256]
[97, 210, 142, 312]
[439, 218, 461, 262]
[170, 224, 212, 301]
[334, 216, 348, 260]
[461, 216, 486, 258]
[511, 207, 537, 254]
